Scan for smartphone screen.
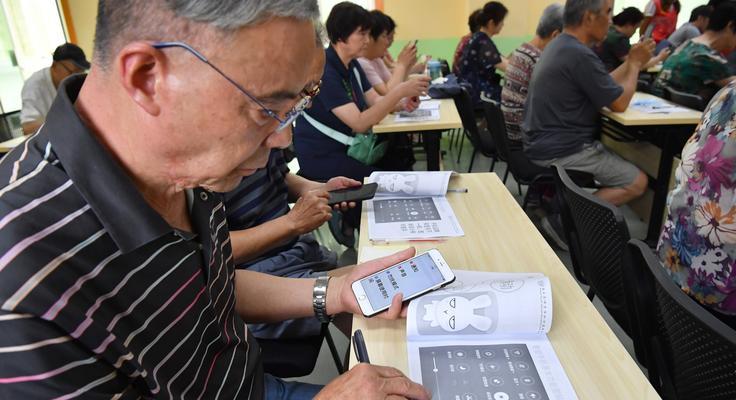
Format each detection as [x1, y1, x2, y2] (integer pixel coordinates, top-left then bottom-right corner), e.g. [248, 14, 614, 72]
[359, 252, 446, 311]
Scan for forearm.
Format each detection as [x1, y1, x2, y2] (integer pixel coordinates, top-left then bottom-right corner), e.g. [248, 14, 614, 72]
[234, 270, 315, 322]
[609, 60, 641, 111]
[230, 215, 297, 265]
[385, 64, 408, 92]
[285, 173, 321, 200]
[349, 91, 405, 132]
[21, 120, 42, 135]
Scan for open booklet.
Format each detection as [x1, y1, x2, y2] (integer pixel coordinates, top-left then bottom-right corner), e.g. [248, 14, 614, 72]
[364, 171, 464, 241]
[407, 270, 578, 400]
[395, 100, 442, 122]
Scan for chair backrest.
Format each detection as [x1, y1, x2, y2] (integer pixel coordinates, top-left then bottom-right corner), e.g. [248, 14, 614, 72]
[453, 87, 495, 157]
[624, 239, 736, 399]
[552, 164, 632, 333]
[480, 100, 510, 163]
[665, 86, 705, 111]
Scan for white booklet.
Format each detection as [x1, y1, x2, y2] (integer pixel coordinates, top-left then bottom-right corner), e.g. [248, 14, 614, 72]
[407, 270, 578, 400]
[364, 171, 464, 241]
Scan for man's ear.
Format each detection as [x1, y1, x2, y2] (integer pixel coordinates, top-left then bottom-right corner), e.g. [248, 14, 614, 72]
[116, 42, 165, 116]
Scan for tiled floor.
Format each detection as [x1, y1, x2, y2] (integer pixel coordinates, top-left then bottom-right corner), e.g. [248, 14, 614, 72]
[285, 131, 650, 386]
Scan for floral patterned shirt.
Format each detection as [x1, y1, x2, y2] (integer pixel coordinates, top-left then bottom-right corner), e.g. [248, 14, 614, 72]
[657, 81, 736, 315]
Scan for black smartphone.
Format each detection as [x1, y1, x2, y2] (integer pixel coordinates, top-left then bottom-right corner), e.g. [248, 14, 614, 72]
[328, 183, 378, 206]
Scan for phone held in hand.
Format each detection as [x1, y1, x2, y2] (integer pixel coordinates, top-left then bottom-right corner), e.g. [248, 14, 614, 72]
[351, 249, 455, 317]
[327, 182, 378, 206]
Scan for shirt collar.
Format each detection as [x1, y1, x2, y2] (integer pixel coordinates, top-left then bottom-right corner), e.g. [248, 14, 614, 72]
[326, 45, 351, 79]
[45, 74, 172, 253]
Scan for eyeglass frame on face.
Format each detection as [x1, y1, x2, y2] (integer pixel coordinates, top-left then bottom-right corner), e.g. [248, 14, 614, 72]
[151, 41, 321, 131]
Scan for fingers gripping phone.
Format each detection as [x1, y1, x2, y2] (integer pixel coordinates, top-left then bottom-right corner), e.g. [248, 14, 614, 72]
[327, 183, 378, 206]
[352, 249, 455, 317]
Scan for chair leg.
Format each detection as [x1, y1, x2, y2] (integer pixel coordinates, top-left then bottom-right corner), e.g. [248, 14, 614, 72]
[490, 156, 496, 173]
[456, 133, 465, 163]
[517, 181, 522, 196]
[323, 324, 345, 374]
[502, 166, 509, 183]
[522, 192, 530, 210]
[586, 287, 596, 300]
[468, 148, 477, 172]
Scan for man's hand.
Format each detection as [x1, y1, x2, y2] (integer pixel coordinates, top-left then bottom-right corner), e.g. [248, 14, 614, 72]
[628, 39, 655, 69]
[403, 96, 421, 112]
[328, 247, 416, 319]
[285, 190, 332, 235]
[322, 176, 362, 211]
[315, 363, 431, 400]
[400, 75, 431, 99]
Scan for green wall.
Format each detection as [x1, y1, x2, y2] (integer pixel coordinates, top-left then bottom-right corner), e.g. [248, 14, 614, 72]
[390, 35, 533, 71]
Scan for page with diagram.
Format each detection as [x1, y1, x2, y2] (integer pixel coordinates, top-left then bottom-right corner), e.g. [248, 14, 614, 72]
[365, 171, 464, 241]
[406, 270, 577, 400]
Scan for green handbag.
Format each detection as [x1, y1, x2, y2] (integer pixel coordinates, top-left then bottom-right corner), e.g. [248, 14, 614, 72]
[301, 66, 387, 165]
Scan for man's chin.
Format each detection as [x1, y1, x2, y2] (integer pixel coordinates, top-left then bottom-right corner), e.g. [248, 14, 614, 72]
[202, 169, 258, 193]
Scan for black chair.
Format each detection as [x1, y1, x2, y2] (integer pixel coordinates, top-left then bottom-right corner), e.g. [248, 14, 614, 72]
[624, 239, 736, 399]
[453, 87, 497, 172]
[664, 86, 705, 111]
[259, 322, 345, 378]
[552, 165, 633, 335]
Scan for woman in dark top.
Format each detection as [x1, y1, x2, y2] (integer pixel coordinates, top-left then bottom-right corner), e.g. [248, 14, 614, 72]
[457, 1, 508, 104]
[293, 1, 428, 182]
[595, 7, 670, 71]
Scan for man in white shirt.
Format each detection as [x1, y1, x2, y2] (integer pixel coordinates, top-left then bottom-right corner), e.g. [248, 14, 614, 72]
[668, 5, 712, 48]
[20, 43, 90, 134]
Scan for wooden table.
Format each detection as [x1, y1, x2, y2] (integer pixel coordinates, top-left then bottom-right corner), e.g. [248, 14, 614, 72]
[600, 92, 701, 243]
[350, 173, 660, 399]
[0, 136, 26, 153]
[374, 98, 462, 171]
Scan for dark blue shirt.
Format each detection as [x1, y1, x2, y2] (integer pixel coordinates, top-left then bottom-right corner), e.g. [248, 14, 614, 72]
[457, 31, 503, 103]
[224, 149, 294, 266]
[293, 45, 372, 159]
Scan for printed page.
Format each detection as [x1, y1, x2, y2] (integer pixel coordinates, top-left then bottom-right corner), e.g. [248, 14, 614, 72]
[406, 270, 552, 341]
[629, 98, 692, 114]
[394, 108, 441, 122]
[367, 171, 453, 197]
[417, 100, 441, 111]
[407, 336, 578, 400]
[366, 196, 464, 241]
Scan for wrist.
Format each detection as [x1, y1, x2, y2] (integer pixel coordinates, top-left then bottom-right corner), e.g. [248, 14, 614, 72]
[325, 275, 344, 316]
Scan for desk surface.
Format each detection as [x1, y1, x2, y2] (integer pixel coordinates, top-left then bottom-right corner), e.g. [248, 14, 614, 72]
[351, 173, 660, 399]
[0, 136, 26, 153]
[601, 92, 701, 126]
[646, 64, 662, 74]
[373, 98, 462, 133]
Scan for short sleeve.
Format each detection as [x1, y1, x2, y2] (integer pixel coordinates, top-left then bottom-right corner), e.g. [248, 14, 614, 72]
[644, 1, 656, 16]
[576, 50, 623, 109]
[20, 82, 45, 124]
[317, 66, 354, 112]
[479, 38, 503, 71]
[352, 62, 373, 94]
[357, 58, 384, 87]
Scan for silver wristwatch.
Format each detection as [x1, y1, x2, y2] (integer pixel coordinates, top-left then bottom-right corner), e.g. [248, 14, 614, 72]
[313, 275, 333, 323]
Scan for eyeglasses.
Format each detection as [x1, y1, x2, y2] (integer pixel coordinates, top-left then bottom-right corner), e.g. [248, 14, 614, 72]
[152, 41, 321, 131]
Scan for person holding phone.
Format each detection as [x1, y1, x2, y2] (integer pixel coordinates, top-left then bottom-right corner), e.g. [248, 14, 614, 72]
[456, 1, 509, 104]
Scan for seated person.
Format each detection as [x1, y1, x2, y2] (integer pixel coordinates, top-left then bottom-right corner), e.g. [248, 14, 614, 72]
[523, 0, 652, 208]
[20, 43, 89, 134]
[652, 2, 736, 102]
[358, 10, 418, 96]
[657, 81, 736, 330]
[452, 9, 482, 75]
[502, 3, 563, 149]
[457, 1, 508, 104]
[293, 1, 429, 183]
[640, 0, 680, 44]
[595, 7, 670, 71]
[667, 5, 711, 48]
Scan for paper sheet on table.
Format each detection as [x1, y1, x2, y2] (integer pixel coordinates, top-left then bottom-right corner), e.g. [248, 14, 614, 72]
[394, 109, 441, 122]
[366, 196, 464, 241]
[406, 270, 577, 400]
[630, 99, 693, 114]
[417, 100, 441, 111]
[419, 95, 432, 101]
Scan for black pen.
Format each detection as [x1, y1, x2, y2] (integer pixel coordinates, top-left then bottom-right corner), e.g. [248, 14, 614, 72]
[352, 329, 370, 364]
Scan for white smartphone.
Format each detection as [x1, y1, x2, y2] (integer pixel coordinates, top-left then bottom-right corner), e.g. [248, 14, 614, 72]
[351, 249, 455, 317]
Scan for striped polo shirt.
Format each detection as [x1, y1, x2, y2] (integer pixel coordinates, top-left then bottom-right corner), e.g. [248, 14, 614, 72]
[0, 75, 263, 398]
[224, 149, 292, 267]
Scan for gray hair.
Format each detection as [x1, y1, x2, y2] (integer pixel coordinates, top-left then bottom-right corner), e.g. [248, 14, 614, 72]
[563, 0, 606, 27]
[94, 0, 319, 68]
[536, 4, 564, 38]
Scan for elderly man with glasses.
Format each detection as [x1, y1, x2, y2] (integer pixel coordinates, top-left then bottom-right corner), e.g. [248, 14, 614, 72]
[0, 1, 430, 399]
